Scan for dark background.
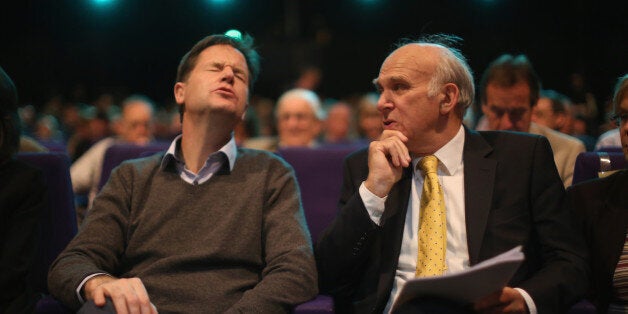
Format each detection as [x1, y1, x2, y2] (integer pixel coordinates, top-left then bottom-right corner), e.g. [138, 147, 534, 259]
[1, 0, 627, 109]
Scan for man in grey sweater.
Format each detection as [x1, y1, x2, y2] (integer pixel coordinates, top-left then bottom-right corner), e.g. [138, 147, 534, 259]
[48, 33, 318, 313]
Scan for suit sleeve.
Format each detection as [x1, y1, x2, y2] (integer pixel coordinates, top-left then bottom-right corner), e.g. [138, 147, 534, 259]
[517, 136, 589, 312]
[315, 152, 381, 297]
[48, 164, 133, 310]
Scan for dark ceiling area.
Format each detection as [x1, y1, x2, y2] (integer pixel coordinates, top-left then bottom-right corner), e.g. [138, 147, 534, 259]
[1, 0, 627, 108]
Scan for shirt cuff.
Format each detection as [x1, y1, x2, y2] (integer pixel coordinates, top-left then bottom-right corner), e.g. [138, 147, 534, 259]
[514, 287, 537, 314]
[359, 181, 387, 226]
[76, 273, 110, 304]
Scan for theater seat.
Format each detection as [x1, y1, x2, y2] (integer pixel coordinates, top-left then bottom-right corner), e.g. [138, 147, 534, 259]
[98, 142, 169, 190]
[17, 152, 76, 313]
[277, 145, 362, 243]
[278, 145, 365, 314]
[572, 151, 627, 185]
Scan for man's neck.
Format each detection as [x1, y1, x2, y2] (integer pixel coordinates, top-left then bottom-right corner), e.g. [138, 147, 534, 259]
[180, 118, 233, 173]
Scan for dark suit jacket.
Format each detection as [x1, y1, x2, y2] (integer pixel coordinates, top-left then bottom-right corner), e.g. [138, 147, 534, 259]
[567, 170, 628, 313]
[315, 128, 588, 313]
[0, 159, 46, 313]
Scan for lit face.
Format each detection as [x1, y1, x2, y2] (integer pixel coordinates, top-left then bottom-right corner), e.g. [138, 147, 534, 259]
[359, 107, 383, 141]
[325, 104, 352, 140]
[482, 82, 533, 132]
[374, 44, 442, 152]
[120, 101, 154, 144]
[174, 45, 249, 125]
[276, 96, 321, 147]
[617, 95, 628, 160]
[532, 97, 557, 129]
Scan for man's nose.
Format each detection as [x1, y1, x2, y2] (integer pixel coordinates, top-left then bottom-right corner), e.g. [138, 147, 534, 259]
[221, 67, 235, 83]
[499, 113, 515, 130]
[377, 92, 393, 112]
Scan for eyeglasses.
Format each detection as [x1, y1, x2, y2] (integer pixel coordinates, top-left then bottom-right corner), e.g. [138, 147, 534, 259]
[610, 112, 628, 125]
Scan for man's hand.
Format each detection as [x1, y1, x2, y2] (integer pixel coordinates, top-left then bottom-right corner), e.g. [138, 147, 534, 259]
[473, 287, 529, 314]
[84, 275, 157, 314]
[364, 130, 411, 197]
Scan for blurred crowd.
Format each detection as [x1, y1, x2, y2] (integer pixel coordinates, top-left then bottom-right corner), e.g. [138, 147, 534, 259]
[15, 65, 620, 163]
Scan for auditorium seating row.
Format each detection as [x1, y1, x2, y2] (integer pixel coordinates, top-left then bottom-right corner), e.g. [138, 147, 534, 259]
[18, 144, 624, 313]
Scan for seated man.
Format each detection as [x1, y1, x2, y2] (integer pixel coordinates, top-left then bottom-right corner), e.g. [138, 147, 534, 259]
[315, 34, 587, 313]
[70, 94, 156, 214]
[567, 74, 628, 313]
[478, 54, 586, 187]
[48, 33, 318, 313]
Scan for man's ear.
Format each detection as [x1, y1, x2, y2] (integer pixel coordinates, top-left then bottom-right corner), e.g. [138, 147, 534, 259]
[174, 82, 185, 105]
[439, 83, 459, 115]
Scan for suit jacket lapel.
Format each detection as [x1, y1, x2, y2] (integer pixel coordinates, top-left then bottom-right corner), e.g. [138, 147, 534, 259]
[463, 129, 497, 265]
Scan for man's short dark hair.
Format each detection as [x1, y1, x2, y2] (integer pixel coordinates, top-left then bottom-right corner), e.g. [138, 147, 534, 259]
[479, 54, 541, 108]
[176, 34, 260, 91]
[613, 74, 628, 114]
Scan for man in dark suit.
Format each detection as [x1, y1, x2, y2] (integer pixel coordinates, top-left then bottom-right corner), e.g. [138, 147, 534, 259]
[566, 74, 628, 313]
[315, 34, 587, 313]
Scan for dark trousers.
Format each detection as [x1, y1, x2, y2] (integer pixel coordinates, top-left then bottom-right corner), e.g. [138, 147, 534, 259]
[78, 299, 116, 314]
[393, 297, 474, 314]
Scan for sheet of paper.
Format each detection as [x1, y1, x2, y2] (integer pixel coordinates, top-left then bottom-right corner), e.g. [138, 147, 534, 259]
[391, 245, 524, 312]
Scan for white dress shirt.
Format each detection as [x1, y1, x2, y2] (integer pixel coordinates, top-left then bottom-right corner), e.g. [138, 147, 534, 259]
[359, 125, 536, 313]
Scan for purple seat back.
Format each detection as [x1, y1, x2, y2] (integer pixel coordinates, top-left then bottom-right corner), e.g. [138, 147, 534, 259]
[98, 142, 169, 190]
[16, 152, 77, 294]
[277, 145, 363, 243]
[596, 146, 623, 153]
[572, 151, 627, 185]
[39, 140, 68, 154]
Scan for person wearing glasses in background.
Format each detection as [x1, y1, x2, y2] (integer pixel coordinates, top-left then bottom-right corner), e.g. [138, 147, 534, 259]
[566, 74, 628, 313]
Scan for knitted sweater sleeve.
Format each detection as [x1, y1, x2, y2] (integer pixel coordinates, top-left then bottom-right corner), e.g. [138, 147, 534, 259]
[48, 160, 135, 310]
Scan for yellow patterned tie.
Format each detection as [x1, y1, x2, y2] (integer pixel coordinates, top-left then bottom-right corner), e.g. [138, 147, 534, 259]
[415, 155, 447, 277]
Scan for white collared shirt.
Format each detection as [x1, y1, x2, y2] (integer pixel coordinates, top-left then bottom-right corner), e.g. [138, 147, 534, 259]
[161, 134, 237, 185]
[359, 125, 536, 313]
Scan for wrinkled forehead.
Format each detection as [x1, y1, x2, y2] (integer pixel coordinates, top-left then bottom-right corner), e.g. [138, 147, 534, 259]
[378, 44, 440, 79]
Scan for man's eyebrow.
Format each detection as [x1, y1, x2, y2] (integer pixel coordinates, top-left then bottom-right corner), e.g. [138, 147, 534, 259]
[372, 78, 379, 87]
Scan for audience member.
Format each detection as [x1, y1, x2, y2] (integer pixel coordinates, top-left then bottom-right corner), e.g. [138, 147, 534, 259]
[323, 100, 354, 145]
[567, 72, 599, 134]
[356, 92, 383, 142]
[315, 34, 587, 313]
[70, 94, 155, 216]
[234, 106, 260, 146]
[566, 73, 628, 313]
[66, 105, 111, 161]
[479, 54, 586, 187]
[534, 89, 597, 151]
[532, 89, 567, 130]
[34, 114, 64, 144]
[243, 88, 323, 151]
[48, 33, 317, 313]
[0, 65, 47, 313]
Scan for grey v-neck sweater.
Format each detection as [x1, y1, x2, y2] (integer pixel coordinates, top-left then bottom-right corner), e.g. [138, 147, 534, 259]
[49, 148, 318, 313]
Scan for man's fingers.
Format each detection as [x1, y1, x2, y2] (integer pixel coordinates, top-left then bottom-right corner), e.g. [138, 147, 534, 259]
[93, 277, 152, 314]
[91, 289, 106, 307]
[128, 278, 153, 314]
[474, 290, 502, 311]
